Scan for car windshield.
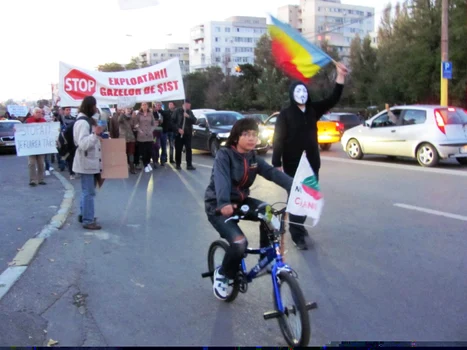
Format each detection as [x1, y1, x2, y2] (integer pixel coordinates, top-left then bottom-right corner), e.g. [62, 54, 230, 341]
[207, 112, 244, 126]
[0, 122, 17, 131]
[443, 108, 467, 125]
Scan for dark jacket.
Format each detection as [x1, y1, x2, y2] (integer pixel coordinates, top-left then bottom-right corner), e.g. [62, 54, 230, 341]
[205, 147, 293, 216]
[272, 81, 343, 177]
[173, 107, 197, 135]
[154, 109, 174, 133]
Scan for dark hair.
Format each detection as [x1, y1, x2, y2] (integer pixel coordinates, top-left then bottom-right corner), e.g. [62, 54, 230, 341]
[225, 118, 259, 147]
[78, 96, 97, 118]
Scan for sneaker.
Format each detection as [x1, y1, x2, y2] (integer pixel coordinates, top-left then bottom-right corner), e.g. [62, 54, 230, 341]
[45, 170, 51, 176]
[39, 181, 47, 185]
[213, 267, 229, 300]
[175, 165, 181, 170]
[293, 240, 308, 250]
[144, 166, 151, 173]
[29, 182, 37, 187]
[187, 165, 196, 171]
[70, 175, 75, 180]
[49, 166, 54, 171]
[148, 164, 153, 171]
[83, 223, 102, 230]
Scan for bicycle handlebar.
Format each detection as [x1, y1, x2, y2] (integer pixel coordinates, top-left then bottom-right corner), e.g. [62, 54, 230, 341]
[216, 203, 286, 226]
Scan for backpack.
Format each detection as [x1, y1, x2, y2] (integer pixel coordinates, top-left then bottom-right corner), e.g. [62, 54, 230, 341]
[56, 116, 92, 159]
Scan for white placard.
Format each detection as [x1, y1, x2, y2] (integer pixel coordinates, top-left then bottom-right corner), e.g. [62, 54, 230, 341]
[117, 96, 137, 109]
[14, 122, 60, 157]
[7, 105, 29, 117]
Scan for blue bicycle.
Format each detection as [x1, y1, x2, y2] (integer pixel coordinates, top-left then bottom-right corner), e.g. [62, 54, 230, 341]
[201, 203, 317, 346]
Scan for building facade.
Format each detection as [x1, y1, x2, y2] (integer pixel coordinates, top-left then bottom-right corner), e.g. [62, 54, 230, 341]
[189, 16, 267, 75]
[139, 43, 190, 75]
[278, 0, 375, 59]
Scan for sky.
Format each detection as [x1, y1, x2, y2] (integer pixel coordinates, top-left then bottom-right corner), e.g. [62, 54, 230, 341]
[0, 0, 393, 102]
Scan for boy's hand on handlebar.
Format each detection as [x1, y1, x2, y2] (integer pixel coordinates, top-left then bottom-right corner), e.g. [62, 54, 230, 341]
[221, 204, 237, 217]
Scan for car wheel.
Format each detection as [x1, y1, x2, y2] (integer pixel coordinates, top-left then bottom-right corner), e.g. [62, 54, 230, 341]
[416, 143, 439, 167]
[210, 139, 220, 157]
[346, 139, 363, 160]
[456, 157, 467, 166]
[319, 143, 332, 151]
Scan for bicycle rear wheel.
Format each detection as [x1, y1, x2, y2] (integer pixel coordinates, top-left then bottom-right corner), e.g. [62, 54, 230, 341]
[207, 240, 240, 302]
[274, 270, 311, 346]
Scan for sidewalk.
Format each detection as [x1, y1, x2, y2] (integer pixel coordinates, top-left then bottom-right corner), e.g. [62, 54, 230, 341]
[0, 154, 64, 266]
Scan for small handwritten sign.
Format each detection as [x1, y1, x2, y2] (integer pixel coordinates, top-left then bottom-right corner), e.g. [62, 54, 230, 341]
[14, 122, 60, 157]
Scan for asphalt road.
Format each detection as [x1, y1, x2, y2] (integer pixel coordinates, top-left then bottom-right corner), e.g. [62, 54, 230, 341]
[0, 148, 466, 346]
[0, 153, 63, 265]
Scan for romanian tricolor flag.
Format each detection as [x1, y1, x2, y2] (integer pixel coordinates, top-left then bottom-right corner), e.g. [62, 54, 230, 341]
[269, 15, 333, 83]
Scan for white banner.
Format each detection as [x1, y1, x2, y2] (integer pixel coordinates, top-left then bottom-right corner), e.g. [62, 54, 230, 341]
[7, 105, 29, 117]
[286, 152, 324, 226]
[117, 96, 137, 109]
[118, 0, 159, 10]
[14, 122, 60, 157]
[58, 58, 185, 106]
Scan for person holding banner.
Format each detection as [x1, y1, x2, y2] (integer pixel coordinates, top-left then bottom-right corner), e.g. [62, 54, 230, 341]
[272, 62, 348, 250]
[73, 96, 103, 230]
[25, 108, 47, 186]
[173, 99, 197, 170]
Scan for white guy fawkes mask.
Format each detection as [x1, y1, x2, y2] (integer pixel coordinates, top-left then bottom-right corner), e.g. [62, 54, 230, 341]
[293, 84, 308, 105]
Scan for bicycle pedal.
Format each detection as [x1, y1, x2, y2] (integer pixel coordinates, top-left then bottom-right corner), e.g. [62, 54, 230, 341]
[306, 302, 318, 310]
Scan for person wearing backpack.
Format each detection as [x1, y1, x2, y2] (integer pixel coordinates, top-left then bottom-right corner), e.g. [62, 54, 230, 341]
[73, 96, 103, 230]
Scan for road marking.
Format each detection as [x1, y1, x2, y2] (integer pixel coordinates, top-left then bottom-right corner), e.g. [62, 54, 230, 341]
[0, 266, 27, 300]
[191, 162, 212, 169]
[394, 203, 467, 222]
[321, 156, 467, 177]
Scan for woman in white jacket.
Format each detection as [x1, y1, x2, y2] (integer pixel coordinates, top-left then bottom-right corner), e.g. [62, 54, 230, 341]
[73, 96, 103, 230]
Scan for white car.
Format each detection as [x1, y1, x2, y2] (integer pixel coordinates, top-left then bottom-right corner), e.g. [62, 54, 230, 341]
[341, 105, 467, 167]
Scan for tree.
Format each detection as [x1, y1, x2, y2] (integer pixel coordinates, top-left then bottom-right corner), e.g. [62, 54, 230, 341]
[256, 67, 289, 112]
[4, 99, 17, 106]
[183, 71, 208, 108]
[254, 34, 276, 71]
[97, 62, 125, 72]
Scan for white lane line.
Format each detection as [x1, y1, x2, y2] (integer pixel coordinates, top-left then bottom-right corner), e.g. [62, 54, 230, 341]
[394, 203, 467, 222]
[191, 162, 212, 169]
[321, 156, 467, 177]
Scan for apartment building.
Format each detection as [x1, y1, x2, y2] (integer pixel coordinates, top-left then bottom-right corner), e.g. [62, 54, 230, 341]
[139, 43, 190, 75]
[278, 0, 375, 59]
[189, 16, 268, 75]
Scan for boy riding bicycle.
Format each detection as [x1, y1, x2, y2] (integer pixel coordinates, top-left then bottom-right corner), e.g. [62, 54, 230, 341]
[204, 118, 293, 300]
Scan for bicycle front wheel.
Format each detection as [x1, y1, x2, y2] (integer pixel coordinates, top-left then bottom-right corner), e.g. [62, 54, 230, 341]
[207, 240, 240, 302]
[274, 271, 311, 346]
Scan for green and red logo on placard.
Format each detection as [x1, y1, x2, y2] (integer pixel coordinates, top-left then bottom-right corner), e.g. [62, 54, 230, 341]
[301, 175, 322, 200]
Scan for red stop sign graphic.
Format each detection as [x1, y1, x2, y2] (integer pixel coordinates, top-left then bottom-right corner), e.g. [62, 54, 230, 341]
[64, 69, 97, 100]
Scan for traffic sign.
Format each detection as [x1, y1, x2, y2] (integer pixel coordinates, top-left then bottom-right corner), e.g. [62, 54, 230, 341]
[442, 61, 452, 79]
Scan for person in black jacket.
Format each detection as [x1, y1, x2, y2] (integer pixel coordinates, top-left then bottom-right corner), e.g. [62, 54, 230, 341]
[272, 62, 348, 250]
[173, 99, 197, 170]
[152, 101, 175, 166]
[205, 118, 293, 300]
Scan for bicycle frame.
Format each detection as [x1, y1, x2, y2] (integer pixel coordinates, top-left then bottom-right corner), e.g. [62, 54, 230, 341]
[240, 237, 290, 314]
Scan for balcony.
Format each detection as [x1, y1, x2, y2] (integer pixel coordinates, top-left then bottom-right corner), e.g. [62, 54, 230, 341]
[191, 30, 205, 40]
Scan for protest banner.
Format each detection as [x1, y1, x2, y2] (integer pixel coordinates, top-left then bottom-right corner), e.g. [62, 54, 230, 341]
[14, 122, 60, 157]
[286, 152, 324, 226]
[58, 58, 185, 106]
[7, 105, 29, 117]
[101, 139, 129, 179]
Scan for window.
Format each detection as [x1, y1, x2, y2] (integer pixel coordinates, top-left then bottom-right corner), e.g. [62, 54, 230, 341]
[215, 57, 221, 62]
[266, 116, 277, 126]
[215, 37, 219, 42]
[207, 112, 244, 126]
[402, 110, 427, 125]
[225, 27, 231, 32]
[215, 47, 221, 52]
[372, 110, 402, 127]
[225, 48, 230, 53]
[215, 26, 221, 32]
[196, 117, 207, 126]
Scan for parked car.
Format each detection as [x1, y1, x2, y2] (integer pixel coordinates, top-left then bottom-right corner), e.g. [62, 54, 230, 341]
[262, 111, 344, 151]
[244, 113, 269, 124]
[322, 112, 362, 131]
[341, 105, 467, 167]
[0, 119, 21, 151]
[192, 110, 270, 156]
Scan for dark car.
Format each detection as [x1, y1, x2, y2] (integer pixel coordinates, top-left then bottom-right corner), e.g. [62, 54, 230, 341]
[244, 113, 269, 124]
[322, 113, 362, 131]
[192, 111, 270, 156]
[0, 120, 21, 152]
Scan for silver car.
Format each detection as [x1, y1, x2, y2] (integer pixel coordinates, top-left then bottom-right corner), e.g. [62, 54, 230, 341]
[341, 105, 467, 167]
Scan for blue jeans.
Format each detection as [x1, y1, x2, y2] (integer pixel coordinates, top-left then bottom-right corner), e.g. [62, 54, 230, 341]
[167, 132, 175, 161]
[160, 132, 168, 163]
[80, 174, 96, 225]
[44, 154, 51, 171]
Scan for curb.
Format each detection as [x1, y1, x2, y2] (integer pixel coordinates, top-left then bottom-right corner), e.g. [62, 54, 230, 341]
[0, 171, 75, 301]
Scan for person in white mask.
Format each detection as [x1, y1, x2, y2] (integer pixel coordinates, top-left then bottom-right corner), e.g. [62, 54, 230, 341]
[272, 62, 348, 250]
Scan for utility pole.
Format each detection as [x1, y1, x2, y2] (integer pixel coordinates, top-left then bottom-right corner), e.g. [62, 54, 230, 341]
[440, 0, 449, 106]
